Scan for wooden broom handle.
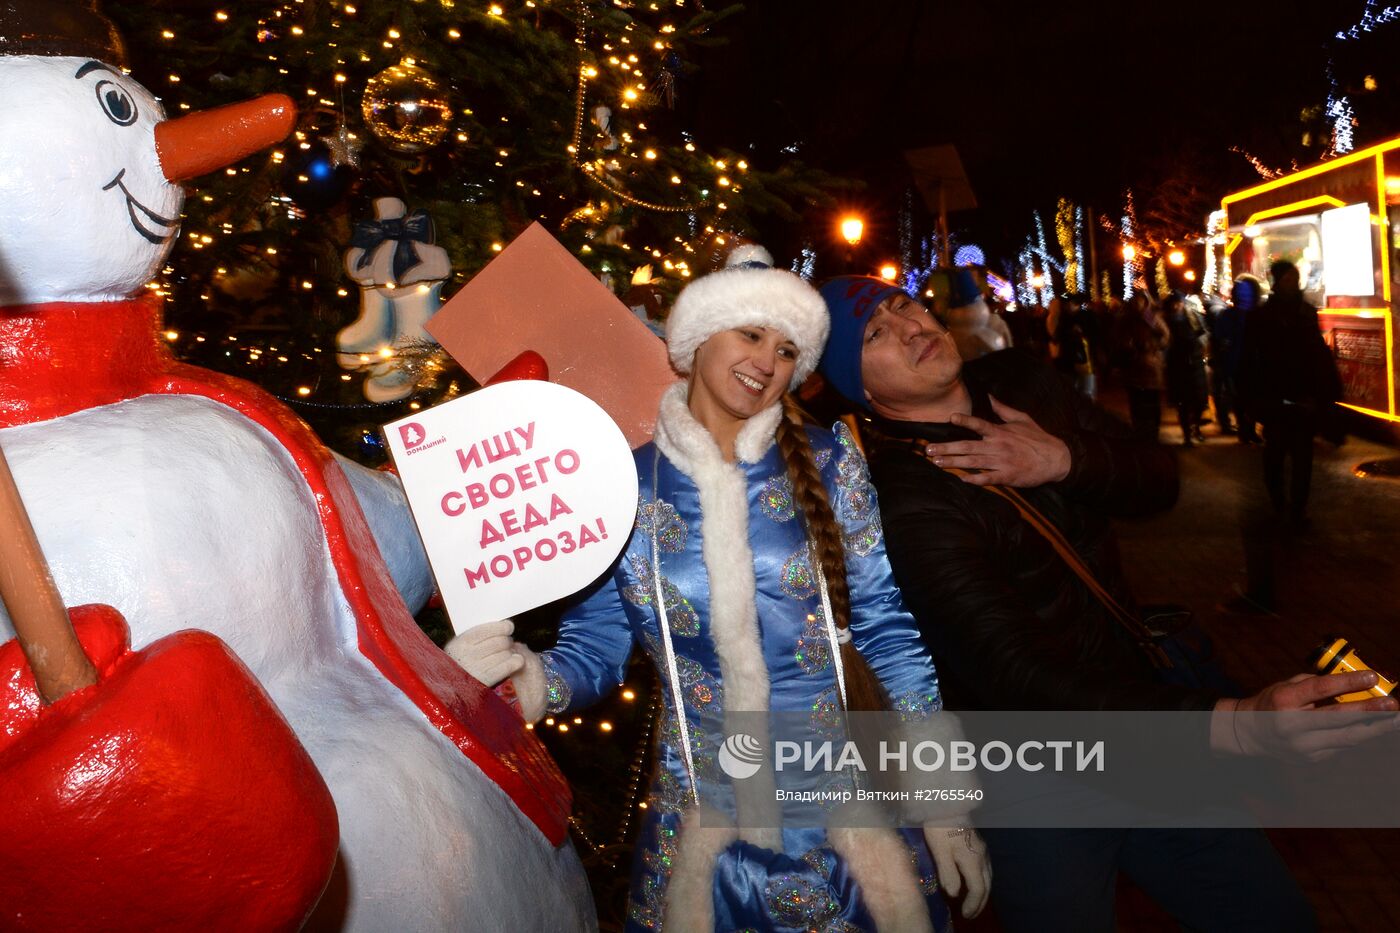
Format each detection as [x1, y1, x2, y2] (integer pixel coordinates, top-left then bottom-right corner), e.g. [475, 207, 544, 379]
[0, 442, 97, 702]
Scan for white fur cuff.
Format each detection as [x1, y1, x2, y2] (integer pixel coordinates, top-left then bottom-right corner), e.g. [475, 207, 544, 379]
[895, 716, 983, 825]
[512, 645, 548, 724]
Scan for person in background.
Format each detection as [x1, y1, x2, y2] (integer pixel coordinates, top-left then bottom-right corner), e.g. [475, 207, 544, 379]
[1238, 261, 1343, 526]
[1047, 291, 1098, 399]
[942, 267, 1011, 360]
[1163, 291, 1209, 446]
[1116, 290, 1170, 442]
[1222, 275, 1265, 444]
[986, 293, 1015, 350]
[1202, 292, 1236, 435]
[1185, 295, 1215, 429]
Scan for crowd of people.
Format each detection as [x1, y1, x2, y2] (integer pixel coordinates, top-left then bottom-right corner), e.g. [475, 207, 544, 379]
[988, 264, 1344, 526]
[446, 251, 1384, 932]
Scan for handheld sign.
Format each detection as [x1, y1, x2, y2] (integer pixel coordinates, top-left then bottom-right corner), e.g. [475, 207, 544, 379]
[425, 222, 677, 448]
[385, 381, 638, 633]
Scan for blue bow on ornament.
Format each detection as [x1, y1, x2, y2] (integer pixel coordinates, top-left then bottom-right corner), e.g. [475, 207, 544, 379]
[350, 209, 434, 284]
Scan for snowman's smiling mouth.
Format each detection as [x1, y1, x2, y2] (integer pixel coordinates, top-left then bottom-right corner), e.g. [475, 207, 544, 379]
[102, 169, 178, 244]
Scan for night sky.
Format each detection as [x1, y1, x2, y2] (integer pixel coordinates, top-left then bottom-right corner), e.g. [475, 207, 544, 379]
[695, 0, 1376, 265]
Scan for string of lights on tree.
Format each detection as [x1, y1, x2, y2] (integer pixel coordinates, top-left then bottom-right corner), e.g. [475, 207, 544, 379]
[109, 0, 835, 445]
[1335, 0, 1400, 41]
[1012, 191, 1168, 306]
[1202, 209, 1228, 297]
[557, 686, 659, 865]
[1324, 0, 1400, 156]
[1121, 190, 1141, 300]
[1054, 198, 1082, 298]
[1013, 210, 1060, 308]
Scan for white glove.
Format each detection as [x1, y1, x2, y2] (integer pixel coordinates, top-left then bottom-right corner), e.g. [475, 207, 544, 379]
[922, 823, 991, 919]
[445, 619, 524, 687]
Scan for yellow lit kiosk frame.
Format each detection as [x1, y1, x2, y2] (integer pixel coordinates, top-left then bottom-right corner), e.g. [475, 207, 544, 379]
[1219, 136, 1400, 425]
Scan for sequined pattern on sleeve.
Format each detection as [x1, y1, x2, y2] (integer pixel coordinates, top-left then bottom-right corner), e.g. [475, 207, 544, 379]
[540, 651, 572, 715]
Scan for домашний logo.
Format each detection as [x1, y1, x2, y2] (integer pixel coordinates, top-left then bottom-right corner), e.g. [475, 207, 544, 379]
[399, 421, 427, 450]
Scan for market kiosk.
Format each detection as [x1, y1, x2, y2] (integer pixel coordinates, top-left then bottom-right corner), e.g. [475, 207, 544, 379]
[1217, 136, 1400, 428]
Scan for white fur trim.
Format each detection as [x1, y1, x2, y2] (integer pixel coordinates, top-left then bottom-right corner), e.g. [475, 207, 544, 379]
[724, 243, 774, 268]
[828, 802, 934, 933]
[652, 383, 782, 841]
[666, 266, 829, 388]
[662, 807, 738, 933]
[654, 382, 779, 472]
[734, 402, 784, 464]
[512, 645, 548, 724]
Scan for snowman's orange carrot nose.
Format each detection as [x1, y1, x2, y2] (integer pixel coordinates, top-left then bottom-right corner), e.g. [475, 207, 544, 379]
[156, 93, 296, 183]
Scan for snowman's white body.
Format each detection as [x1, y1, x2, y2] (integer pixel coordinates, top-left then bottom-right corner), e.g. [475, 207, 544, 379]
[0, 56, 591, 930]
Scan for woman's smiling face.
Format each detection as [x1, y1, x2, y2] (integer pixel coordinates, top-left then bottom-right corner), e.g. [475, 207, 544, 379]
[687, 325, 798, 430]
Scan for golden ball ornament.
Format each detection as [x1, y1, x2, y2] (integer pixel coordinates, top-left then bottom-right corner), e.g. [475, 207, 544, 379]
[361, 58, 453, 153]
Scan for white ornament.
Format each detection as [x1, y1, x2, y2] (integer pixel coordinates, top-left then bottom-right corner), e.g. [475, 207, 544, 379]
[592, 104, 619, 151]
[339, 197, 452, 401]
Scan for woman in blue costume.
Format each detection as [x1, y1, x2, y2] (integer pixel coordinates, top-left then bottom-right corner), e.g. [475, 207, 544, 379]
[451, 248, 988, 931]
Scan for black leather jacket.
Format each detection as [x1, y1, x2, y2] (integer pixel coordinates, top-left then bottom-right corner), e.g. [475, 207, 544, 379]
[865, 349, 1218, 712]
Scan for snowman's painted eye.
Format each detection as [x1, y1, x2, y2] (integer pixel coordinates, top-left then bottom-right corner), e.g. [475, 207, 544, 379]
[94, 80, 138, 126]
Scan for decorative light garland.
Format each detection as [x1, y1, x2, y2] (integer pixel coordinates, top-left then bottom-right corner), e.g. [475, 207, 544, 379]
[1336, 0, 1400, 39]
[1120, 189, 1141, 300]
[569, 0, 699, 213]
[565, 684, 660, 864]
[1074, 205, 1086, 293]
[1202, 209, 1228, 296]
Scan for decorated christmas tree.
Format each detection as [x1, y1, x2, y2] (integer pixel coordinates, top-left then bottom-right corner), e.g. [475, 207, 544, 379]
[108, 0, 834, 457]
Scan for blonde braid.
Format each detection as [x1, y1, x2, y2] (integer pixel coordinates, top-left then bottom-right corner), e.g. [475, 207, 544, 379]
[775, 396, 888, 713]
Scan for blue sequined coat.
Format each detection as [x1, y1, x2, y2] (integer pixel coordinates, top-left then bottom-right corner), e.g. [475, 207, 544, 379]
[541, 386, 952, 932]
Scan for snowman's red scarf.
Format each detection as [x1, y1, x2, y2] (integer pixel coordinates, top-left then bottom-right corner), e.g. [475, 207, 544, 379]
[0, 297, 570, 844]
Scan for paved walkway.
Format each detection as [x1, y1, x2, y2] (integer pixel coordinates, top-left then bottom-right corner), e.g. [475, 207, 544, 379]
[960, 397, 1400, 931]
[1109, 412, 1400, 931]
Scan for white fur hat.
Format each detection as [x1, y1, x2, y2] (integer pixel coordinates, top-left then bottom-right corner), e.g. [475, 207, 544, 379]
[665, 247, 829, 388]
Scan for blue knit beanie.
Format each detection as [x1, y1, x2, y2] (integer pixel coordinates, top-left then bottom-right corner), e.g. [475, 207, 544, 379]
[817, 276, 906, 409]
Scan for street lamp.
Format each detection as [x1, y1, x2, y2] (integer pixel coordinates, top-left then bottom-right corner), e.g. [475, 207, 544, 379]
[1168, 249, 1186, 267]
[1184, 270, 1197, 282]
[840, 216, 864, 246]
[878, 263, 898, 282]
[1121, 244, 1136, 261]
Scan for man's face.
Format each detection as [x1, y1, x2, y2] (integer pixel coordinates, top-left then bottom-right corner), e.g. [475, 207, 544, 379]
[859, 293, 962, 411]
[1273, 267, 1301, 295]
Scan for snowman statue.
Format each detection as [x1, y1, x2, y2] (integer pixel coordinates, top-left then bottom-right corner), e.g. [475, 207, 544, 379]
[338, 197, 451, 402]
[0, 3, 591, 930]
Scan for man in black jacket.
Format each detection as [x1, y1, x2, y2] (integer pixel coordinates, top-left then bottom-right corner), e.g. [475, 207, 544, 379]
[1239, 260, 1343, 525]
[816, 275, 1390, 933]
